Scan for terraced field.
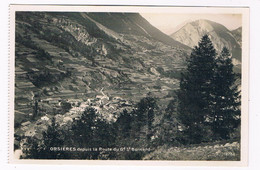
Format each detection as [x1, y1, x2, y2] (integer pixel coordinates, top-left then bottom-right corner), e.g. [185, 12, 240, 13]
[14, 12, 190, 152]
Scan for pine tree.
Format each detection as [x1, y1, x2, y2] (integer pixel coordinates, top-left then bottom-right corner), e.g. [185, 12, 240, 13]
[134, 97, 158, 140]
[22, 118, 70, 159]
[154, 98, 181, 146]
[211, 47, 241, 140]
[177, 35, 217, 144]
[177, 35, 241, 144]
[70, 107, 116, 159]
[113, 97, 158, 160]
[114, 109, 132, 139]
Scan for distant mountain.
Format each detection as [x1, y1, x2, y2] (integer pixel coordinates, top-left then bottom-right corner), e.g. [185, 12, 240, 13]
[231, 27, 242, 47]
[170, 20, 242, 64]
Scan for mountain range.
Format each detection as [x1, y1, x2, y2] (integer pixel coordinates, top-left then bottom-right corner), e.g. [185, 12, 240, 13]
[15, 13, 243, 124]
[14, 12, 189, 128]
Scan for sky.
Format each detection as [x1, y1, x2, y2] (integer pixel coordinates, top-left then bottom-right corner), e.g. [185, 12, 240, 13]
[140, 13, 242, 35]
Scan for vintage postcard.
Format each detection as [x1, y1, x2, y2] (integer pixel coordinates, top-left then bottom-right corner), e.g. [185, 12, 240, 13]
[9, 5, 249, 166]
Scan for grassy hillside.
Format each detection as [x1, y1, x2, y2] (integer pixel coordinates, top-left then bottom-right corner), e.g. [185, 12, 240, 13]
[144, 141, 240, 160]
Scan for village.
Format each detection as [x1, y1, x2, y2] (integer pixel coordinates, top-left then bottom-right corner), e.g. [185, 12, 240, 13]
[14, 87, 135, 151]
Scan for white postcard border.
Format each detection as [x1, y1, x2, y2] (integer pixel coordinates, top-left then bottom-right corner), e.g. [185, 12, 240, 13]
[9, 5, 250, 166]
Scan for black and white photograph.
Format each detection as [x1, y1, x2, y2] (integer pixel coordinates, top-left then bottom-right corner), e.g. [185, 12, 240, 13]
[9, 5, 249, 165]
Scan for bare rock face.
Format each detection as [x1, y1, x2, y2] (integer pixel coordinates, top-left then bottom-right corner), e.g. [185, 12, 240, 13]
[231, 27, 242, 47]
[171, 19, 242, 64]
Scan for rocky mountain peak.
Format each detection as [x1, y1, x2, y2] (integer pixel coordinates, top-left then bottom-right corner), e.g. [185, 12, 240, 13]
[170, 19, 242, 69]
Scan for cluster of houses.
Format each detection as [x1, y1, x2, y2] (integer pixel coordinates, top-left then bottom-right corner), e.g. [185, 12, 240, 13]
[16, 88, 134, 143]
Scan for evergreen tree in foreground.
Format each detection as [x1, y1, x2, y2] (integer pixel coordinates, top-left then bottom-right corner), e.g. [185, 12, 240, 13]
[154, 98, 181, 146]
[22, 118, 70, 159]
[177, 35, 240, 144]
[177, 35, 217, 144]
[70, 107, 116, 159]
[211, 47, 241, 140]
